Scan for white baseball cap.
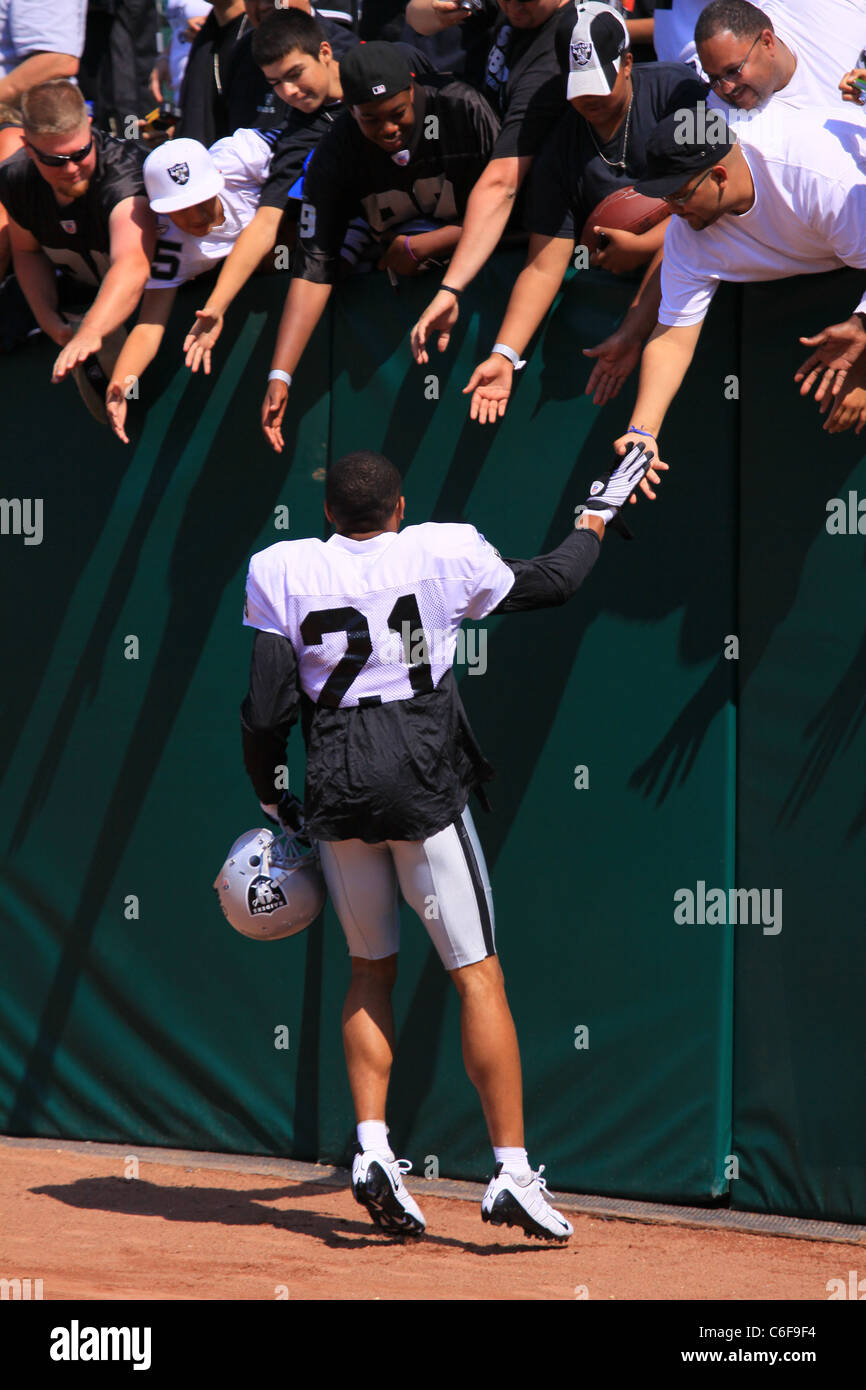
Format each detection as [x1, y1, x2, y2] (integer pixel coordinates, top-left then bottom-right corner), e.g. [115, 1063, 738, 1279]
[143, 137, 225, 213]
[566, 2, 630, 100]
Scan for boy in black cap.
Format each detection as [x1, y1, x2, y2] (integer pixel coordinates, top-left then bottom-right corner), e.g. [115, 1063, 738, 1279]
[183, 11, 436, 375]
[260, 41, 499, 452]
[610, 102, 866, 476]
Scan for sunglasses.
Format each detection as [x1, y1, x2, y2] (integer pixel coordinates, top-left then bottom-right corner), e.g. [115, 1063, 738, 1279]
[26, 135, 94, 167]
[662, 166, 715, 208]
[703, 31, 761, 91]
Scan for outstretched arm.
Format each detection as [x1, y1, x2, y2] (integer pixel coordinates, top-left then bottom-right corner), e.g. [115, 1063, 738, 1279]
[494, 519, 603, 613]
[464, 232, 574, 425]
[493, 443, 662, 612]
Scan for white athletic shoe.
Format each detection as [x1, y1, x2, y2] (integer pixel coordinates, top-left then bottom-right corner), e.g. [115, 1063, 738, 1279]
[351, 1148, 426, 1237]
[481, 1162, 573, 1242]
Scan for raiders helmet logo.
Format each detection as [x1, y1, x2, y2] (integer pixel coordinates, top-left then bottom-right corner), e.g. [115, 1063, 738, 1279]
[247, 874, 287, 916]
[571, 40, 593, 66]
[168, 162, 190, 185]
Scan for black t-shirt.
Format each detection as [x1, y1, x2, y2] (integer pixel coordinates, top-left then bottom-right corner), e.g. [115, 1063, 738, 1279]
[457, 0, 576, 160]
[0, 130, 146, 285]
[293, 75, 499, 285]
[177, 10, 250, 146]
[225, 15, 361, 133]
[525, 61, 707, 241]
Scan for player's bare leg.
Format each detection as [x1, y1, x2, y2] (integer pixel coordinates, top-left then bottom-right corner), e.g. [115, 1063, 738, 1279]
[343, 954, 426, 1236]
[449, 955, 524, 1147]
[452, 955, 573, 1242]
[342, 953, 398, 1122]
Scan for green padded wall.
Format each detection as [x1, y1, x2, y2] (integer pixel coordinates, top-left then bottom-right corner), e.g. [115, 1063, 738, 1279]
[732, 267, 866, 1224]
[0, 253, 861, 1219]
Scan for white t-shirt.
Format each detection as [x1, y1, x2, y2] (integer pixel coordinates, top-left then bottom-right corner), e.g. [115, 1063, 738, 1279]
[655, 0, 866, 85]
[146, 127, 276, 290]
[243, 524, 515, 707]
[658, 106, 866, 327]
[0, 0, 87, 76]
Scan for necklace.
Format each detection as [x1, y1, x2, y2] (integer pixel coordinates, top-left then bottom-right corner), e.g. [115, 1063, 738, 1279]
[587, 94, 634, 171]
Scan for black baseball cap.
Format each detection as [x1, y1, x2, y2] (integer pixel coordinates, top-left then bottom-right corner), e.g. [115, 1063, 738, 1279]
[339, 42, 413, 107]
[634, 108, 737, 198]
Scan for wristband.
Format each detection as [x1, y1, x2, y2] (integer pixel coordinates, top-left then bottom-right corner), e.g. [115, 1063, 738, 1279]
[268, 369, 292, 388]
[492, 342, 527, 371]
[627, 425, 656, 438]
[440, 283, 462, 297]
[405, 235, 421, 265]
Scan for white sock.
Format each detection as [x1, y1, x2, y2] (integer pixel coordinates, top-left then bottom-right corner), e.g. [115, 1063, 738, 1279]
[494, 1146, 531, 1180]
[357, 1120, 394, 1159]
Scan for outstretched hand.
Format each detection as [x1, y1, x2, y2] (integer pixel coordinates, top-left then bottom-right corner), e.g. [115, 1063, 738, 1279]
[410, 289, 460, 364]
[795, 316, 866, 403]
[183, 308, 224, 374]
[261, 378, 289, 453]
[612, 431, 668, 500]
[582, 326, 642, 406]
[463, 353, 513, 424]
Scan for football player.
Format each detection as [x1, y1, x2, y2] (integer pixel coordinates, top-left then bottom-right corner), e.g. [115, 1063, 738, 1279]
[238, 441, 664, 1241]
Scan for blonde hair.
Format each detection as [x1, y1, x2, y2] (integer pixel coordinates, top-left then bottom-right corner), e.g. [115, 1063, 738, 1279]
[21, 81, 88, 137]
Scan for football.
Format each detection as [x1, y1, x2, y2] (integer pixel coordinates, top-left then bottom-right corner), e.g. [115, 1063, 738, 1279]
[579, 186, 671, 257]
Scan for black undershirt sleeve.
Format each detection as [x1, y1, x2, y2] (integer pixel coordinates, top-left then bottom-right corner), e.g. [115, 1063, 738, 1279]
[492, 527, 601, 613]
[240, 629, 301, 804]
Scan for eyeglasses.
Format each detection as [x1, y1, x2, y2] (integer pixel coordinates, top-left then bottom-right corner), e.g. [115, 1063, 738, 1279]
[26, 135, 94, 167]
[703, 31, 761, 91]
[662, 166, 714, 208]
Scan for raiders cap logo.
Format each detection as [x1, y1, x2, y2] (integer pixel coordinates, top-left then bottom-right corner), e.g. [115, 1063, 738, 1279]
[371, 83, 386, 95]
[168, 162, 190, 185]
[247, 874, 287, 916]
[571, 40, 593, 66]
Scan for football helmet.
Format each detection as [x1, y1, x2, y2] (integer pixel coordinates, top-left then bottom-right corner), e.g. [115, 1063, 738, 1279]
[213, 826, 326, 941]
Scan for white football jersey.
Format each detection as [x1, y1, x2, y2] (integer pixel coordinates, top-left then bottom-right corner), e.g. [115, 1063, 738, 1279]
[146, 127, 278, 290]
[243, 523, 516, 708]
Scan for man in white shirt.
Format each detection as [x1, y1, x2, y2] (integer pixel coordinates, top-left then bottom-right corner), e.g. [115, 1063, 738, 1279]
[106, 129, 277, 442]
[655, 0, 865, 82]
[608, 103, 866, 476]
[696, 0, 866, 118]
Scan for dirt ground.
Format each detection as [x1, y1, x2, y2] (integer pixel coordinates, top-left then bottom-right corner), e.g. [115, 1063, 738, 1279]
[0, 1144, 856, 1301]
